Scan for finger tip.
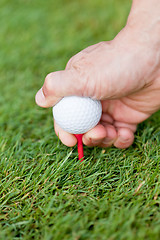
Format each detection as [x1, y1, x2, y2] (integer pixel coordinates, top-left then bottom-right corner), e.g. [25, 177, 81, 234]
[100, 124, 117, 148]
[61, 134, 77, 147]
[106, 124, 117, 139]
[54, 122, 77, 147]
[114, 127, 134, 149]
[83, 124, 107, 146]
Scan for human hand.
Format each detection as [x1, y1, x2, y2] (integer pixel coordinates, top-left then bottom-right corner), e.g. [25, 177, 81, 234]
[35, 25, 160, 149]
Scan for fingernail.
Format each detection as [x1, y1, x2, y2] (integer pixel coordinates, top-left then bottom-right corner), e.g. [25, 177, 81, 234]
[102, 139, 113, 145]
[35, 88, 46, 106]
[119, 136, 130, 143]
[91, 140, 101, 144]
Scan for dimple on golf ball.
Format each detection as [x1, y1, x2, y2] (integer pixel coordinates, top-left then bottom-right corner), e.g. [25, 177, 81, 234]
[53, 96, 102, 134]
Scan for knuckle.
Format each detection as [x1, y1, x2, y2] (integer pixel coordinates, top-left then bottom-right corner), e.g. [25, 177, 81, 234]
[72, 56, 89, 75]
[98, 41, 105, 46]
[45, 72, 53, 82]
[66, 56, 75, 69]
[97, 41, 111, 51]
[69, 52, 88, 69]
[44, 73, 54, 94]
[97, 41, 107, 48]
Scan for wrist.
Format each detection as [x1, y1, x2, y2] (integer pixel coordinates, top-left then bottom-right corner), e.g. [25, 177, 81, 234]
[126, 0, 160, 49]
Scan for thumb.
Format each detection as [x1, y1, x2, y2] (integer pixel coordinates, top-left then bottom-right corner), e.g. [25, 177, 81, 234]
[35, 69, 83, 108]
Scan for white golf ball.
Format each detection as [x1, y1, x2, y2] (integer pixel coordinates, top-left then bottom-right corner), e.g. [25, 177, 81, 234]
[53, 96, 102, 134]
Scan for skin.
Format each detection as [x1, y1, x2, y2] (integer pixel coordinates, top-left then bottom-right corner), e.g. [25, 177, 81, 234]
[35, 0, 160, 149]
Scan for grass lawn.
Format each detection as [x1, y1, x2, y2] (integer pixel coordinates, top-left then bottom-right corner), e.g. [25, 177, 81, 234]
[0, 0, 160, 239]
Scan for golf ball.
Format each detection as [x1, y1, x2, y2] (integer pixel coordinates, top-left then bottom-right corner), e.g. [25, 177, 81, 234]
[53, 96, 102, 134]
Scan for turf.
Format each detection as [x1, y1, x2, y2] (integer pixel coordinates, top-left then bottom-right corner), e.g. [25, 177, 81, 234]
[0, 0, 160, 239]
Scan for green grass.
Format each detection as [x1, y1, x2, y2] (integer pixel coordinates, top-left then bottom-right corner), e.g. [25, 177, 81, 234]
[0, 0, 160, 239]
